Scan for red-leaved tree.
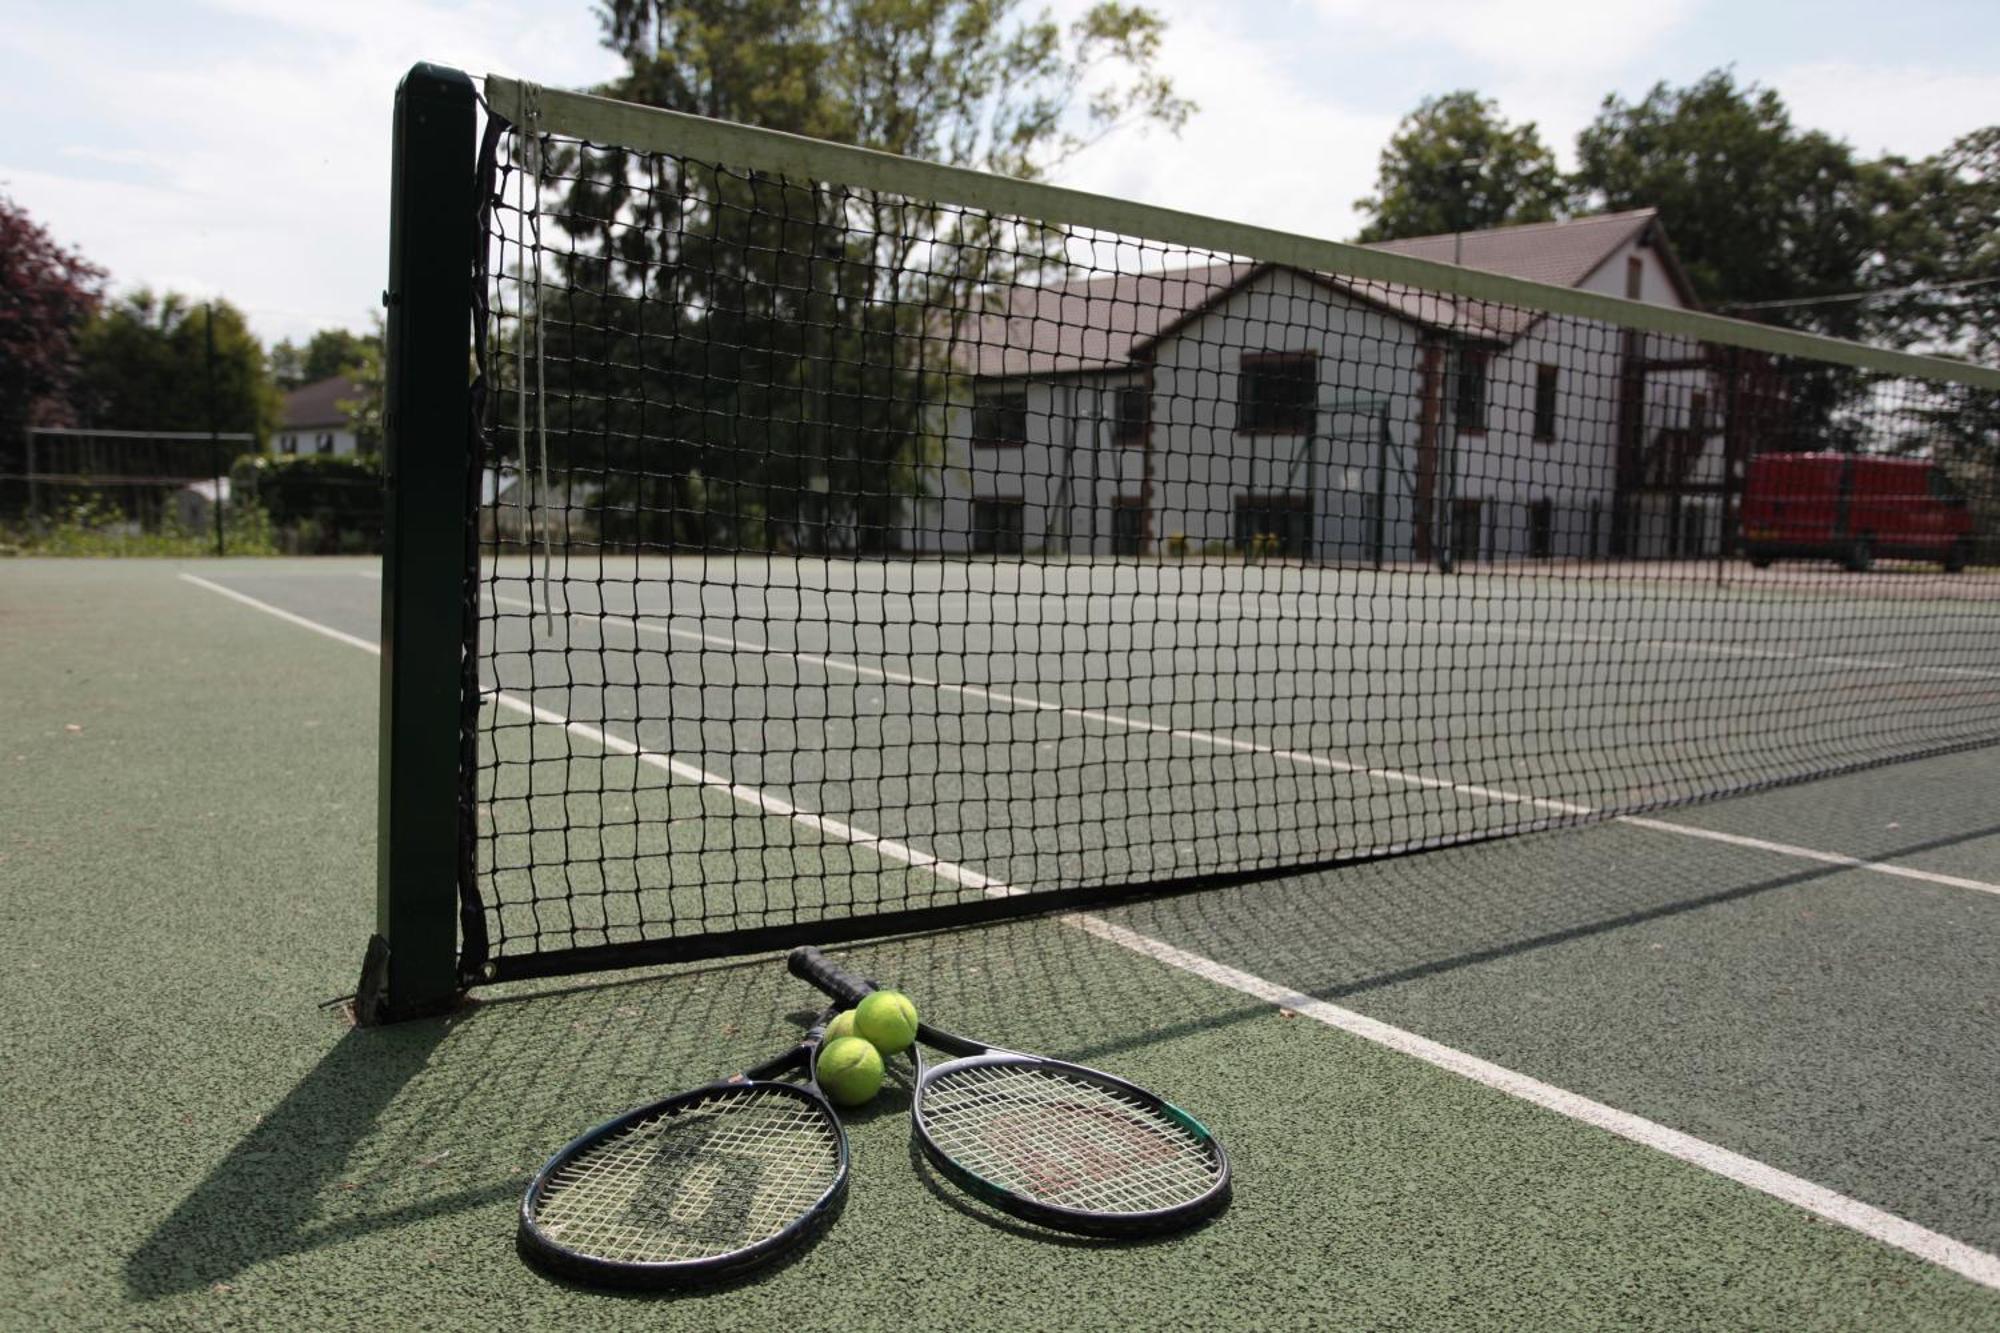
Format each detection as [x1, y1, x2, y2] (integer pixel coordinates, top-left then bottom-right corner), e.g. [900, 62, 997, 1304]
[1, 195, 106, 436]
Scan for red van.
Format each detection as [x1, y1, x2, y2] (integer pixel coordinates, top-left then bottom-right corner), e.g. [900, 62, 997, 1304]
[1741, 452, 1973, 572]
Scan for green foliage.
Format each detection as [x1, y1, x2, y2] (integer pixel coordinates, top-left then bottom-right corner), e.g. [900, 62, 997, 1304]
[1870, 127, 2000, 361]
[1354, 92, 1566, 243]
[516, 0, 1191, 554]
[595, 0, 1191, 176]
[232, 453, 382, 553]
[1572, 71, 1880, 335]
[75, 292, 280, 440]
[3, 494, 276, 557]
[0, 194, 105, 439]
[334, 318, 385, 452]
[271, 327, 382, 391]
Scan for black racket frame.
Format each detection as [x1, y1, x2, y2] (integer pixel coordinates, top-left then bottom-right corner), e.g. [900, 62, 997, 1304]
[517, 1012, 849, 1287]
[787, 947, 1230, 1237]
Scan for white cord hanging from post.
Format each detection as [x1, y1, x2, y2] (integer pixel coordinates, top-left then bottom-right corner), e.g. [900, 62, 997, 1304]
[519, 84, 554, 634]
[513, 90, 531, 610]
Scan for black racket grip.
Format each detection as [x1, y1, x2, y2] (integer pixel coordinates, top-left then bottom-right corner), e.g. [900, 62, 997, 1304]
[788, 947, 879, 1006]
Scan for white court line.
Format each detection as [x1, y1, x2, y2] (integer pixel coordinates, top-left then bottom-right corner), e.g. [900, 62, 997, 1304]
[501, 592, 2000, 896]
[184, 569, 2000, 1292]
[1072, 914, 2000, 1293]
[489, 592, 1592, 818]
[1479, 620, 2000, 683]
[485, 572, 2000, 683]
[180, 574, 382, 655]
[1619, 819, 2000, 899]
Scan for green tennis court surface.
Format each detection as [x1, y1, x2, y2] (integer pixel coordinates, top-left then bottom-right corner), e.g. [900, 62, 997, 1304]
[5, 557, 1999, 1328]
[447, 552, 2000, 981]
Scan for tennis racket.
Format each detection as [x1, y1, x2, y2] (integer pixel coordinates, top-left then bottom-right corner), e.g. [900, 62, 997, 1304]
[787, 946, 1230, 1237]
[517, 1008, 849, 1287]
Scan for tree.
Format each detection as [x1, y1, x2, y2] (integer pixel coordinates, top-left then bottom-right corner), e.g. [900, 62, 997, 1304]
[0, 195, 105, 436]
[74, 292, 280, 440]
[596, 0, 1191, 175]
[1871, 127, 2000, 362]
[516, 0, 1193, 552]
[335, 318, 385, 453]
[1573, 70, 1882, 336]
[1353, 92, 1566, 243]
[270, 327, 382, 390]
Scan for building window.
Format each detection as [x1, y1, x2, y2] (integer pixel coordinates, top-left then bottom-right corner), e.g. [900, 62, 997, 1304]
[1114, 384, 1148, 446]
[1533, 364, 1558, 442]
[1233, 494, 1312, 559]
[1237, 352, 1316, 434]
[1451, 498, 1484, 564]
[1454, 349, 1489, 433]
[1528, 498, 1554, 558]
[1110, 497, 1146, 556]
[972, 391, 1028, 448]
[1625, 255, 1644, 300]
[316, 433, 335, 455]
[972, 499, 1024, 555]
[1688, 391, 1708, 433]
[280, 434, 297, 455]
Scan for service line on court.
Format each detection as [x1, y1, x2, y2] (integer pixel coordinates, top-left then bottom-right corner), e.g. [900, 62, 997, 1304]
[496, 591, 2000, 898]
[180, 569, 2000, 1295]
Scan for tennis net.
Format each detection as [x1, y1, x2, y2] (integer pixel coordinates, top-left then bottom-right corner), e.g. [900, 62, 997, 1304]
[366, 66, 2000, 1004]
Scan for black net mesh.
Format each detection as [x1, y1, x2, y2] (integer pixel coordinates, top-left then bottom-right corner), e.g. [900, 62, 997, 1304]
[461, 88, 2000, 979]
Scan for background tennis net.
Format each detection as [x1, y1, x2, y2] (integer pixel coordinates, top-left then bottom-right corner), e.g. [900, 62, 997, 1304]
[427, 74, 2000, 985]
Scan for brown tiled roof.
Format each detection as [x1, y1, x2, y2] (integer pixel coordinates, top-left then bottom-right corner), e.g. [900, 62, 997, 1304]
[962, 209, 1667, 379]
[280, 375, 361, 430]
[1366, 208, 1659, 290]
[959, 263, 1257, 379]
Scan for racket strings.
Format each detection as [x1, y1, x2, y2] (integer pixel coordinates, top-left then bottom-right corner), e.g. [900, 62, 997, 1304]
[920, 1064, 1220, 1214]
[530, 1086, 842, 1264]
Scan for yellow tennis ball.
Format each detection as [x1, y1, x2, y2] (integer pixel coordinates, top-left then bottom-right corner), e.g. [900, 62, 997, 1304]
[817, 1036, 884, 1106]
[824, 1009, 859, 1043]
[855, 990, 919, 1055]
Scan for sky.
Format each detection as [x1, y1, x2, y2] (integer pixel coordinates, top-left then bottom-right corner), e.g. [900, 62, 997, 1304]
[4, 0, 1996, 350]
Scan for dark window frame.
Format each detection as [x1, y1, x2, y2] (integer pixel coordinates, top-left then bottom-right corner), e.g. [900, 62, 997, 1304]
[1532, 363, 1558, 442]
[1454, 348, 1490, 435]
[972, 391, 1029, 449]
[1113, 383, 1149, 447]
[1528, 497, 1554, 558]
[1450, 497, 1484, 564]
[1233, 492, 1313, 559]
[971, 497, 1026, 555]
[1110, 495, 1147, 556]
[1236, 352, 1318, 436]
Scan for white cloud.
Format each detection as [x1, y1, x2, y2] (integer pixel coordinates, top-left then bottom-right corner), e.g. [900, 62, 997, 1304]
[1769, 61, 2000, 159]
[1058, 5, 1399, 247]
[1310, 0, 1699, 75]
[0, 0, 623, 346]
[5, 0, 1990, 356]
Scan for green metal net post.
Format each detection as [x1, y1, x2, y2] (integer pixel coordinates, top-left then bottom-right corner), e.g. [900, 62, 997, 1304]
[357, 63, 478, 1024]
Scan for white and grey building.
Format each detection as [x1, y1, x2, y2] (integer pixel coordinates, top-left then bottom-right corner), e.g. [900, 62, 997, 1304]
[915, 209, 1726, 563]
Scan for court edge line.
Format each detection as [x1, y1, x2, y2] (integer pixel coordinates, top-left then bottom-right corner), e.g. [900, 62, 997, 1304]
[1069, 913, 2000, 1293]
[493, 592, 1592, 815]
[180, 573, 383, 655]
[1618, 819, 2000, 898]
[185, 571, 2000, 1292]
[502, 592, 2000, 897]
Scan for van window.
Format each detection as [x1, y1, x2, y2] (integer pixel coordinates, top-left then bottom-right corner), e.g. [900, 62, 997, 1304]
[1929, 468, 1965, 502]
